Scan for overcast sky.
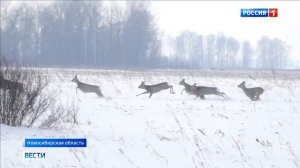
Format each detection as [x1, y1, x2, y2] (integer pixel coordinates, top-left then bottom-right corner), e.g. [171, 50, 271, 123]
[151, 1, 300, 63]
[3, 1, 300, 65]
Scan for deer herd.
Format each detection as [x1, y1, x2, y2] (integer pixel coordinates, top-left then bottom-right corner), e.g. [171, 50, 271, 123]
[71, 75, 265, 101]
[0, 74, 265, 101]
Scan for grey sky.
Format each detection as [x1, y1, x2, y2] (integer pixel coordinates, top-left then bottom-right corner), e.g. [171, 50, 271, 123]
[3, 1, 300, 65]
[151, 1, 300, 62]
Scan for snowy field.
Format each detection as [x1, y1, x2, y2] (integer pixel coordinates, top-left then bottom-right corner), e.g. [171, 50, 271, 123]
[1, 69, 300, 168]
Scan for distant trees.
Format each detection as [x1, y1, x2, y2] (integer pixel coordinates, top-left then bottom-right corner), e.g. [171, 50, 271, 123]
[167, 31, 204, 69]
[242, 41, 254, 69]
[169, 33, 240, 69]
[257, 36, 288, 69]
[168, 33, 288, 70]
[1, 1, 160, 68]
[0, 1, 290, 70]
[122, 2, 156, 68]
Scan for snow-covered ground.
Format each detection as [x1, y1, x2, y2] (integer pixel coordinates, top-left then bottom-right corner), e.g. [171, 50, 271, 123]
[1, 69, 300, 168]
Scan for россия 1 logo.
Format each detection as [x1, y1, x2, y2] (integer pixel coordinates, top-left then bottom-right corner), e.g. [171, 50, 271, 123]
[241, 8, 278, 17]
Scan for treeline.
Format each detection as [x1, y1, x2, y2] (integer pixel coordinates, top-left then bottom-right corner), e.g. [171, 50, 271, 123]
[167, 32, 289, 69]
[1, 1, 289, 69]
[1, 1, 161, 68]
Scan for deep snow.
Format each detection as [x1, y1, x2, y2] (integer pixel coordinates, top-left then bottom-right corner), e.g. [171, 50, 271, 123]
[1, 69, 300, 168]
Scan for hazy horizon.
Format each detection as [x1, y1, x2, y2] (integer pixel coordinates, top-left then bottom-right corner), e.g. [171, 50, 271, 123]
[151, 1, 300, 66]
[1, 1, 300, 68]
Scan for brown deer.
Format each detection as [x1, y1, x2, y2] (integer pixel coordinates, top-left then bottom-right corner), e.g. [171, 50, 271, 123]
[137, 81, 175, 98]
[71, 75, 103, 97]
[237, 81, 264, 101]
[179, 79, 228, 99]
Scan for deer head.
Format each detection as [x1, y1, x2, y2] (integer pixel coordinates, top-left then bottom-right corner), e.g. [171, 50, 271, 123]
[179, 79, 185, 85]
[237, 81, 245, 88]
[71, 75, 79, 83]
[138, 81, 146, 89]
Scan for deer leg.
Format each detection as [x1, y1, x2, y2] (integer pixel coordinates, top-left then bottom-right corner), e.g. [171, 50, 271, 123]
[217, 92, 229, 99]
[250, 96, 256, 101]
[253, 95, 257, 100]
[253, 95, 260, 101]
[252, 94, 261, 101]
[224, 93, 230, 99]
[219, 94, 226, 99]
[257, 94, 262, 100]
[169, 86, 175, 94]
[256, 94, 262, 101]
[149, 93, 153, 98]
[200, 95, 205, 99]
[76, 87, 78, 94]
[136, 91, 148, 96]
[96, 90, 104, 97]
[181, 89, 185, 95]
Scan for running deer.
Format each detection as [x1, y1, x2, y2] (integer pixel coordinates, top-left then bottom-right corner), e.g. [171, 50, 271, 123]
[237, 81, 264, 101]
[0, 77, 24, 92]
[71, 75, 103, 97]
[179, 79, 204, 99]
[179, 79, 229, 99]
[136, 81, 175, 98]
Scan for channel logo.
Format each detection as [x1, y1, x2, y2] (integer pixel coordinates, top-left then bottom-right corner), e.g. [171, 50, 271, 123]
[241, 8, 278, 17]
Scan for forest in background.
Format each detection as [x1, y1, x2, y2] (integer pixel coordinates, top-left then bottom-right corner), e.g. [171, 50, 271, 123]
[1, 1, 290, 69]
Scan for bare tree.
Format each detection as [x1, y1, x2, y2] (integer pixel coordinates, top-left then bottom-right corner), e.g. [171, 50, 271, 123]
[204, 34, 216, 69]
[257, 36, 288, 69]
[39, 101, 79, 129]
[242, 41, 254, 69]
[0, 57, 56, 127]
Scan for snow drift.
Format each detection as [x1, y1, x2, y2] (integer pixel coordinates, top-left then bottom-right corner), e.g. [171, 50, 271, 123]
[1, 69, 300, 168]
